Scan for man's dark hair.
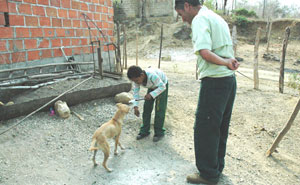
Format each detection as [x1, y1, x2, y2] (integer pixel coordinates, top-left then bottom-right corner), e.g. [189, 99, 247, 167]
[127, 65, 143, 79]
[175, 0, 200, 10]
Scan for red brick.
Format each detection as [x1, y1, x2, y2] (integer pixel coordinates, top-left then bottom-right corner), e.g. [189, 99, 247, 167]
[107, 0, 112, 6]
[41, 49, 52, 58]
[65, 29, 75, 37]
[94, 13, 100, 20]
[96, 5, 102, 12]
[64, 47, 72, 56]
[25, 16, 38, 26]
[108, 7, 113, 14]
[73, 47, 81, 55]
[92, 0, 99, 4]
[68, 10, 77, 19]
[8, 2, 17, 13]
[96, 21, 101, 28]
[52, 18, 62, 27]
[53, 48, 62, 57]
[18, 4, 32, 15]
[71, 1, 80, 10]
[63, 19, 71, 27]
[80, 2, 88, 11]
[24, 0, 36, 4]
[89, 4, 95, 12]
[50, 0, 60, 7]
[81, 38, 88, 45]
[37, 0, 49, 5]
[51, 38, 61, 47]
[12, 52, 26, 63]
[99, 0, 105, 5]
[0, 53, 10, 64]
[101, 14, 107, 21]
[39, 17, 51, 27]
[30, 28, 43, 37]
[8, 40, 23, 51]
[82, 46, 90, 54]
[16, 28, 30, 38]
[44, 28, 55, 37]
[27, 50, 40, 61]
[38, 39, 50, 48]
[62, 38, 70, 46]
[24, 39, 37, 49]
[61, 0, 70, 8]
[102, 6, 108, 13]
[72, 38, 80, 45]
[75, 29, 83, 37]
[0, 40, 7, 51]
[0, 0, 8, 12]
[107, 15, 113, 22]
[83, 29, 90, 37]
[102, 22, 108, 29]
[107, 29, 113, 36]
[58, 9, 68, 18]
[0, 13, 5, 25]
[72, 20, 81, 28]
[9, 15, 24, 26]
[32, 6, 45, 16]
[56, 28, 65, 37]
[46, 7, 57, 17]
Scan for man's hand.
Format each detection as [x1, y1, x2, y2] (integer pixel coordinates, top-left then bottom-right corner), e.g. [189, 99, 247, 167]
[134, 106, 140, 117]
[225, 58, 240, 70]
[144, 94, 153, 100]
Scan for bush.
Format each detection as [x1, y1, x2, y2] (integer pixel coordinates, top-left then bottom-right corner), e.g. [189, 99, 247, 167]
[233, 15, 251, 27]
[288, 73, 300, 91]
[233, 8, 258, 18]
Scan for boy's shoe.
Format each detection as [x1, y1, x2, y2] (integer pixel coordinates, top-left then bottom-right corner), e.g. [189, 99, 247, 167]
[153, 134, 164, 142]
[136, 133, 150, 140]
[186, 173, 217, 185]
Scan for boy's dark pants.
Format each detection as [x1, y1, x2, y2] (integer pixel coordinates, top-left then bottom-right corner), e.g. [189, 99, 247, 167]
[194, 76, 236, 182]
[140, 83, 168, 136]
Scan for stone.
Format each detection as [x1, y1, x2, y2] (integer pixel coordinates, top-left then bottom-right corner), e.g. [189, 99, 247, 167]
[54, 100, 71, 119]
[114, 92, 133, 104]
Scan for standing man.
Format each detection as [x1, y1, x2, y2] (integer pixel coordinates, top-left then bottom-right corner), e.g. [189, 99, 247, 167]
[175, 0, 239, 184]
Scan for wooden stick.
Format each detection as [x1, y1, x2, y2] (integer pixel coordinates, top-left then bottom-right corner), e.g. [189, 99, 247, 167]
[0, 76, 93, 136]
[158, 24, 163, 69]
[266, 18, 273, 53]
[279, 27, 290, 93]
[136, 26, 139, 66]
[72, 111, 84, 121]
[266, 99, 300, 156]
[254, 27, 261, 90]
[0, 62, 93, 74]
[232, 25, 237, 56]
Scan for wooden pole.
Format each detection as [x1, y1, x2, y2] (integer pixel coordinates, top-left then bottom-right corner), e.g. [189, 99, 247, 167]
[232, 25, 237, 56]
[158, 24, 163, 69]
[116, 22, 122, 73]
[266, 18, 273, 53]
[279, 27, 290, 93]
[136, 26, 139, 66]
[254, 27, 261, 90]
[266, 99, 300, 156]
[124, 25, 127, 69]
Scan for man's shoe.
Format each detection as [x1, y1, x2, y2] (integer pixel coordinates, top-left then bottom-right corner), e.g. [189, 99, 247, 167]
[153, 134, 164, 142]
[136, 133, 150, 140]
[186, 173, 217, 185]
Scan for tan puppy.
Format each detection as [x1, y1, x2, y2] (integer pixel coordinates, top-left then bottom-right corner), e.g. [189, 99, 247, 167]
[89, 103, 130, 172]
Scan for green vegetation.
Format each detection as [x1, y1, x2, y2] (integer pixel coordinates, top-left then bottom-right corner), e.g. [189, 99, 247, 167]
[233, 15, 251, 27]
[233, 8, 258, 18]
[288, 73, 300, 91]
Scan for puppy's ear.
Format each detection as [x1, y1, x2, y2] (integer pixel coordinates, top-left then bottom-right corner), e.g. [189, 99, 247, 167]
[116, 103, 122, 108]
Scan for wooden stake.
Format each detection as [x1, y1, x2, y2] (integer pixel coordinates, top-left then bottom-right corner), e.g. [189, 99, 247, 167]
[266, 18, 273, 54]
[279, 27, 290, 93]
[254, 27, 261, 90]
[266, 99, 300, 156]
[136, 26, 139, 66]
[123, 24, 127, 69]
[158, 24, 163, 69]
[232, 25, 238, 56]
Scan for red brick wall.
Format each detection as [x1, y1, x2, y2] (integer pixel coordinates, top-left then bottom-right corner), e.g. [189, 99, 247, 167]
[0, 0, 114, 65]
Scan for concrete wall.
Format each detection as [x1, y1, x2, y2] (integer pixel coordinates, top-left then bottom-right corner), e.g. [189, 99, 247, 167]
[118, 0, 173, 19]
[0, 0, 115, 73]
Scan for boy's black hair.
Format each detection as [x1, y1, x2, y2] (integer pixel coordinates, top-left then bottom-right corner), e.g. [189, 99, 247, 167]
[175, 0, 200, 10]
[127, 65, 143, 79]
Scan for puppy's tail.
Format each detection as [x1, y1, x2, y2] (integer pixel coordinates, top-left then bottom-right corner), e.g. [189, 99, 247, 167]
[89, 139, 98, 151]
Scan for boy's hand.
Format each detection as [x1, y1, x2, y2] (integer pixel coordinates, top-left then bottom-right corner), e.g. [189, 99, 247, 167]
[144, 94, 152, 100]
[134, 106, 140, 117]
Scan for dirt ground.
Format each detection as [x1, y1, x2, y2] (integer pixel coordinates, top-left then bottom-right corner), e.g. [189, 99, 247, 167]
[1, 20, 300, 185]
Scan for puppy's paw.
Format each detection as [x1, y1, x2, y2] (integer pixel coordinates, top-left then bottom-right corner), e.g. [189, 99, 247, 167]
[93, 163, 98, 167]
[114, 151, 118, 155]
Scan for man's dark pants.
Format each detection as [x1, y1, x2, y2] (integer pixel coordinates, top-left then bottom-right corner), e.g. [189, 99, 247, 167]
[194, 75, 236, 182]
[140, 83, 168, 136]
